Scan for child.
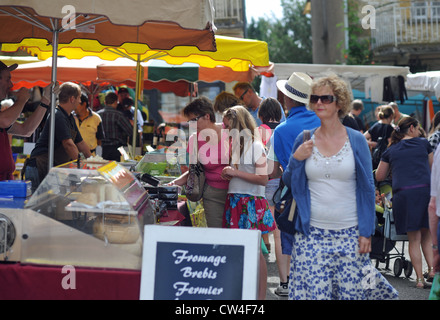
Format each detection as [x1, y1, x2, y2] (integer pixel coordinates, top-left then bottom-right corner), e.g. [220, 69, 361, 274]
[258, 97, 287, 296]
[221, 105, 276, 300]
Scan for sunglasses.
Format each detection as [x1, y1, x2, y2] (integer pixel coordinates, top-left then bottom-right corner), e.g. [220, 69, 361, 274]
[239, 89, 248, 100]
[310, 95, 337, 104]
[188, 114, 204, 122]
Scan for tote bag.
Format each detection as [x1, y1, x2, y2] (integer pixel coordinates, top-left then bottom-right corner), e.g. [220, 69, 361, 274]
[185, 135, 205, 202]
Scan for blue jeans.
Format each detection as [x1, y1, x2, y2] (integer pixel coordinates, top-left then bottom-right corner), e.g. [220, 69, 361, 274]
[24, 165, 40, 194]
[265, 178, 280, 207]
[281, 231, 294, 255]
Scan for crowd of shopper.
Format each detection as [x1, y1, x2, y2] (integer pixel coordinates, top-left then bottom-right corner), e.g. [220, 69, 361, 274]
[168, 72, 440, 300]
[1, 58, 440, 300]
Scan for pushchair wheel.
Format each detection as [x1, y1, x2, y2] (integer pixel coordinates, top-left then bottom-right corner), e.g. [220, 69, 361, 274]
[403, 260, 413, 278]
[393, 258, 403, 277]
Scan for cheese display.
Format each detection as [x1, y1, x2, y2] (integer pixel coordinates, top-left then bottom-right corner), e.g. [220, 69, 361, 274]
[14, 162, 154, 270]
[93, 214, 140, 244]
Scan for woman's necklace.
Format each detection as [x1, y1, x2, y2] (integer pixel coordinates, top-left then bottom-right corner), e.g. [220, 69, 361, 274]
[311, 136, 350, 179]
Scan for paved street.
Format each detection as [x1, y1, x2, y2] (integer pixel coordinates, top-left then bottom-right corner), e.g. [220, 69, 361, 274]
[264, 233, 432, 300]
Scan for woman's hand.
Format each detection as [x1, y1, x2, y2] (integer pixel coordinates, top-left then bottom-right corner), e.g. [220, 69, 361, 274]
[293, 140, 314, 161]
[168, 173, 187, 187]
[358, 236, 372, 254]
[221, 166, 236, 180]
[367, 140, 377, 149]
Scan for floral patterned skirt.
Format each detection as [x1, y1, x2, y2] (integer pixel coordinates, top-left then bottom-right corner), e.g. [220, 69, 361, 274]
[289, 226, 399, 300]
[223, 193, 276, 234]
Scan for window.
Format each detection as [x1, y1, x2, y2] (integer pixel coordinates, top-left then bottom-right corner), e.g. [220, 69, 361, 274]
[411, 1, 427, 19]
[431, 1, 440, 17]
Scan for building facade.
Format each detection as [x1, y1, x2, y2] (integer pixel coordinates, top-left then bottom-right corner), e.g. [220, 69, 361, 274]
[370, 0, 440, 71]
[212, 0, 246, 37]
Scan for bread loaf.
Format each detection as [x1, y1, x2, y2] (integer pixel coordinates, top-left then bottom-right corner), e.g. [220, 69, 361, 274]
[76, 192, 98, 206]
[93, 215, 140, 244]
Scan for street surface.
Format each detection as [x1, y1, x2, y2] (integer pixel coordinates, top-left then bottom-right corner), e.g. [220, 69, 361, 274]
[264, 233, 432, 300]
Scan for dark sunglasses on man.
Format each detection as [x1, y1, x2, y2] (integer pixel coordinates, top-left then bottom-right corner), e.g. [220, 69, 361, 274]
[188, 114, 204, 122]
[239, 89, 248, 100]
[310, 95, 337, 104]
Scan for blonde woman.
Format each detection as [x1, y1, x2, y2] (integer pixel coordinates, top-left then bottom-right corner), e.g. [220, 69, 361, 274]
[364, 105, 395, 169]
[364, 105, 395, 148]
[284, 75, 398, 300]
[221, 105, 276, 300]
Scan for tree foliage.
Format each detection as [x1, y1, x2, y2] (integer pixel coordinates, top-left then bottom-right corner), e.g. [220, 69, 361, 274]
[247, 0, 373, 65]
[343, 0, 373, 65]
[247, 0, 312, 63]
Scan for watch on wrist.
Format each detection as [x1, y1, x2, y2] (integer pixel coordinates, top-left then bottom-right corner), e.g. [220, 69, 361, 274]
[40, 102, 50, 109]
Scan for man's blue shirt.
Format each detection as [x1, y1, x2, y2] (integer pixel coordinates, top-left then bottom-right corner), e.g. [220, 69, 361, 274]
[273, 106, 321, 169]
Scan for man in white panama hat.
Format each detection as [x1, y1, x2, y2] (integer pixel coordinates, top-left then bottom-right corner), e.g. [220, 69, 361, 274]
[270, 72, 320, 170]
[0, 61, 54, 181]
[267, 72, 321, 296]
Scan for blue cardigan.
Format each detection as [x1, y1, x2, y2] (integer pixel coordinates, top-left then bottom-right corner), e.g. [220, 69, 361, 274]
[283, 126, 376, 238]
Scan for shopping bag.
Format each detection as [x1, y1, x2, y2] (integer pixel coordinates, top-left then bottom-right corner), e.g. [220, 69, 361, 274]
[273, 180, 297, 235]
[185, 135, 205, 202]
[187, 200, 207, 227]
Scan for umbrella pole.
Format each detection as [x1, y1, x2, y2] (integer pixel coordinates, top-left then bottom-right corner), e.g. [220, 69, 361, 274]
[132, 56, 141, 158]
[48, 21, 59, 171]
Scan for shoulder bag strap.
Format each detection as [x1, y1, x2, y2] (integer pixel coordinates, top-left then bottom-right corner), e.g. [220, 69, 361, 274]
[381, 124, 388, 139]
[189, 133, 198, 165]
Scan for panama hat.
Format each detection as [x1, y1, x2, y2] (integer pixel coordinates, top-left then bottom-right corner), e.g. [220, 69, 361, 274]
[0, 61, 18, 72]
[276, 72, 312, 104]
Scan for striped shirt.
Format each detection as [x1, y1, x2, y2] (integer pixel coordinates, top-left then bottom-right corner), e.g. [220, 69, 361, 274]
[97, 106, 133, 147]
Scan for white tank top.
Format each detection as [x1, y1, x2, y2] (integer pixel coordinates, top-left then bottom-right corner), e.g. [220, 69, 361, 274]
[305, 137, 358, 230]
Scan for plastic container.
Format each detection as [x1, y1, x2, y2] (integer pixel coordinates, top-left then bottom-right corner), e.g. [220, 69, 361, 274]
[0, 180, 31, 198]
[137, 162, 167, 176]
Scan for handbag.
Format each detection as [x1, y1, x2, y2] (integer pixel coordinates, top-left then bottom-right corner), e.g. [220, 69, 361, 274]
[272, 129, 310, 235]
[185, 134, 205, 202]
[273, 179, 297, 235]
[372, 125, 388, 169]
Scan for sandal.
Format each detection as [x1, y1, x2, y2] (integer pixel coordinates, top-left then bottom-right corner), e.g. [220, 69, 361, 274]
[424, 267, 435, 283]
[416, 278, 427, 289]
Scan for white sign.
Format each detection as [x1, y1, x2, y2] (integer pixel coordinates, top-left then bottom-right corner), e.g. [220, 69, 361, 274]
[140, 225, 261, 300]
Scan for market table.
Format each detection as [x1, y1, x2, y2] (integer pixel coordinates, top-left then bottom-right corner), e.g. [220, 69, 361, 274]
[0, 262, 141, 300]
[0, 206, 187, 300]
[0, 162, 189, 300]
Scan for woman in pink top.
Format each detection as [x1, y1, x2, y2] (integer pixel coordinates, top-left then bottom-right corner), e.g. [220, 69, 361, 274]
[170, 97, 230, 228]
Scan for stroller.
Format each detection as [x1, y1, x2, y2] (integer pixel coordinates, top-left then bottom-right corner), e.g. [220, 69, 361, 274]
[371, 180, 414, 278]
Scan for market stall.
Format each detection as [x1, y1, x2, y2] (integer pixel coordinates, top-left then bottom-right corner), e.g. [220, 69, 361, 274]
[0, 0, 217, 169]
[11, 57, 100, 90]
[271, 63, 410, 94]
[11, 57, 198, 97]
[406, 71, 440, 101]
[0, 0, 217, 299]
[0, 157, 186, 299]
[267, 63, 440, 128]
